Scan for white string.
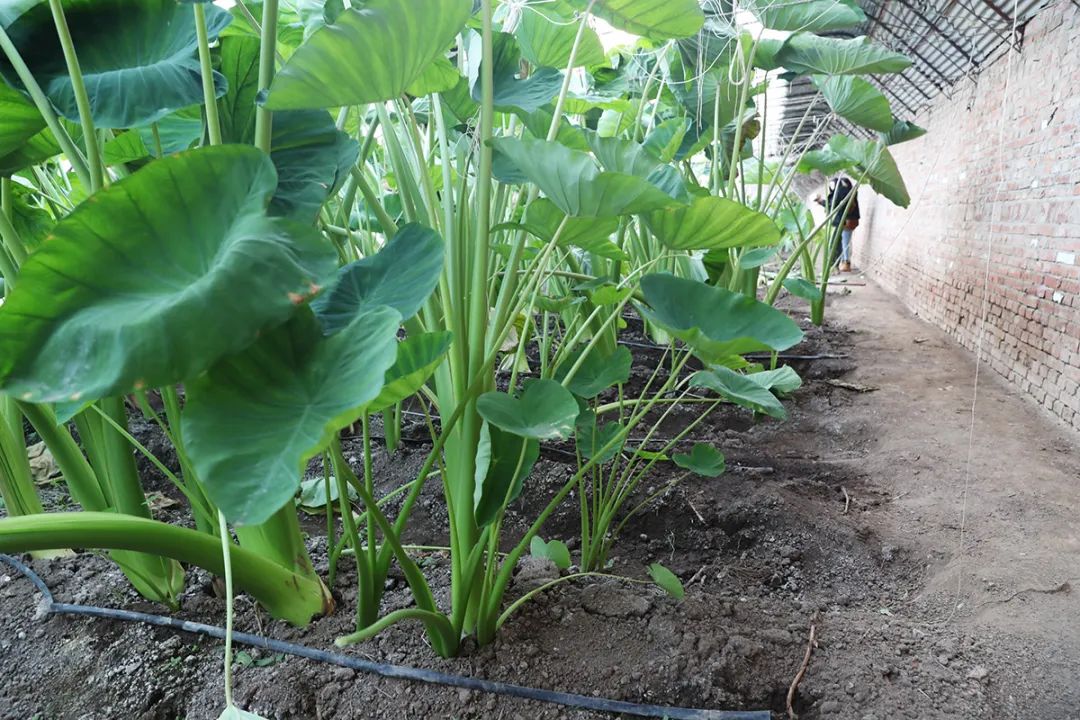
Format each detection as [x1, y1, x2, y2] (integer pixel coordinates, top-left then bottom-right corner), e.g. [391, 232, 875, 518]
[954, 0, 1022, 613]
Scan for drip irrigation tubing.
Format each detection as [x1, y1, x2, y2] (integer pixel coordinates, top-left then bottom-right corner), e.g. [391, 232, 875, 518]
[1, 553, 768, 720]
[615, 339, 849, 361]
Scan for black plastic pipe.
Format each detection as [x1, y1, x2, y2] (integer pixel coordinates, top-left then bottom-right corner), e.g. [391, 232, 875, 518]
[1, 554, 769, 720]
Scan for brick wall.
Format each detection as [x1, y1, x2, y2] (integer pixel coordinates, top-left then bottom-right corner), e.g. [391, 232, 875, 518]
[857, 1, 1080, 433]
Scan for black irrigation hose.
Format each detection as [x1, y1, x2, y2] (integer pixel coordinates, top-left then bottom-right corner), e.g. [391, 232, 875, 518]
[1, 554, 769, 720]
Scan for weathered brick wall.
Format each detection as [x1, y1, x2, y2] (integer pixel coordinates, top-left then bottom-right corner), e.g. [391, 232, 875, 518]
[857, 1, 1080, 432]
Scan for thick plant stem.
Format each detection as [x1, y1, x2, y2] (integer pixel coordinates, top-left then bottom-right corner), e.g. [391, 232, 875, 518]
[19, 402, 184, 605]
[89, 397, 185, 606]
[234, 504, 320, 582]
[194, 3, 223, 146]
[0, 512, 329, 624]
[46, 0, 103, 191]
[446, 0, 496, 636]
[17, 402, 106, 511]
[254, 0, 279, 152]
[0, 402, 43, 517]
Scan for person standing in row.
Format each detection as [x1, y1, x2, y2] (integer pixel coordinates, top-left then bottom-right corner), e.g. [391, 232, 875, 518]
[815, 177, 860, 272]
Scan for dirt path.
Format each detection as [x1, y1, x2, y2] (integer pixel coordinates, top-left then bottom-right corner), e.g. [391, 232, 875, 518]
[1, 277, 1077, 720]
[805, 277, 1080, 719]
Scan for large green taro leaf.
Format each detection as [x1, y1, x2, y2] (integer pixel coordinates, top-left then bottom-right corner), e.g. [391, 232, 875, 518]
[312, 223, 444, 335]
[0, 83, 44, 158]
[812, 75, 893, 132]
[556, 0, 704, 40]
[269, 110, 359, 222]
[522, 198, 625, 260]
[743, 0, 866, 32]
[776, 34, 911, 76]
[183, 306, 402, 525]
[213, 34, 356, 219]
[828, 135, 910, 207]
[638, 274, 804, 362]
[469, 32, 564, 113]
[0, 0, 230, 128]
[586, 132, 688, 203]
[797, 146, 853, 175]
[491, 136, 679, 217]
[477, 379, 579, 440]
[264, 0, 472, 110]
[515, 5, 606, 69]
[0, 145, 337, 405]
[646, 196, 780, 251]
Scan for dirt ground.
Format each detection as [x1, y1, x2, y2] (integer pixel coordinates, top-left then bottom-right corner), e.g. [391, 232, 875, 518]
[2, 277, 1078, 720]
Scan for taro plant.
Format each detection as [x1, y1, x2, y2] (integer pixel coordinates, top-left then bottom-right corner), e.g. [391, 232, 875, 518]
[0, 0, 922, 670]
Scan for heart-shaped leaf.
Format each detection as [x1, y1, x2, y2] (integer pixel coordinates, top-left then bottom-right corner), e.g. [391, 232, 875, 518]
[312, 223, 444, 334]
[474, 423, 540, 527]
[813, 75, 893, 132]
[0, 145, 336, 406]
[264, 0, 472, 109]
[690, 365, 790, 419]
[643, 117, 692, 163]
[0, 0, 231, 128]
[469, 32, 565, 113]
[776, 34, 912, 76]
[797, 146, 853, 175]
[648, 562, 684, 599]
[639, 274, 804, 363]
[743, 0, 866, 32]
[828, 135, 910, 207]
[523, 199, 625, 260]
[555, 344, 632, 398]
[477, 379, 579, 440]
[739, 247, 779, 269]
[268, 110, 359, 222]
[646, 196, 780, 251]
[673, 443, 726, 477]
[491, 136, 679, 217]
[879, 117, 927, 146]
[297, 475, 356, 514]
[515, 5, 606, 69]
[184, 307, 402, 525]
[530, 535, 571, 570]
[366, 332, 452, 415]
[746, 366, 803, 395]
[586, 132, 688, 203]
[558, 0, 704, 41]
[783, 277, 823, 303]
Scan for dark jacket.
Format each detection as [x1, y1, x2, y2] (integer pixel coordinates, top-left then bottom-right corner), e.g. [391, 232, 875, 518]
[826, 180, 860, 226]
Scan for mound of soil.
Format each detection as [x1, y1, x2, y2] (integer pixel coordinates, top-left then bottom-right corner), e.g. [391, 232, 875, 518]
[3, 283, 1078, 719]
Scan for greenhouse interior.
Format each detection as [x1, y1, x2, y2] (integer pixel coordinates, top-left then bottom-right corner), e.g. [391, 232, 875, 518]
[0, 0, 1077, 718]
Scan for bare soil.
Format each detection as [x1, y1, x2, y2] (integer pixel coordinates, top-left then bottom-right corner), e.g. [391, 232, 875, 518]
[2, 277, 1079, 720]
